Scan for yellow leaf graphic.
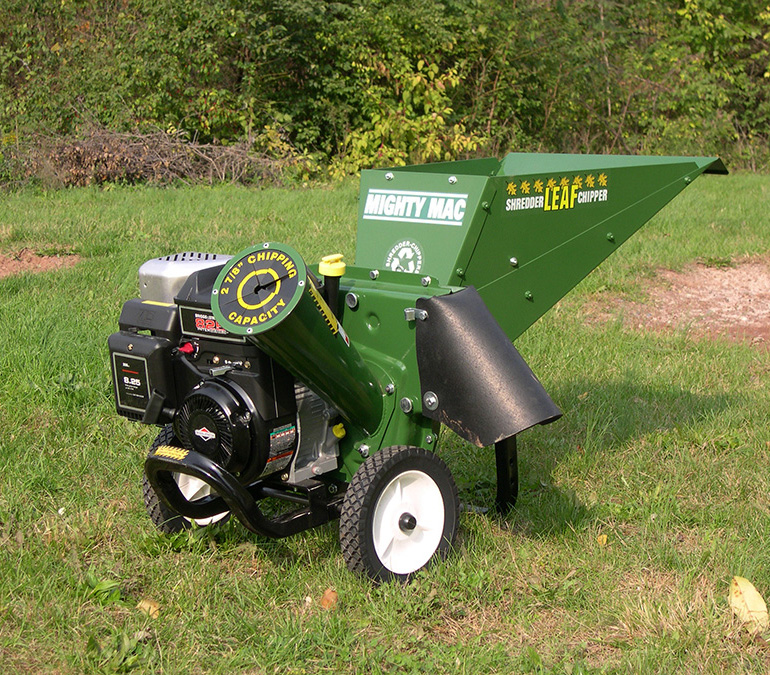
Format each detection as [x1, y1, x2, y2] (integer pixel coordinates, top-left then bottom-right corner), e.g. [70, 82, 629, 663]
[729, 576, 769, 634]
[596, 534, 608, 548]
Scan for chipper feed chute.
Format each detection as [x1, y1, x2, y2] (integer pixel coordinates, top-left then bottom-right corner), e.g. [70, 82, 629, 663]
[110, 152, 725, 582]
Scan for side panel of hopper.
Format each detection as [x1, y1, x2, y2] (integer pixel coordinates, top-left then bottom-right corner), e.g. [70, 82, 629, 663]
[464, 153, 726, 341]
[354, 153, 725, 343]
[354, 162, 494, 283]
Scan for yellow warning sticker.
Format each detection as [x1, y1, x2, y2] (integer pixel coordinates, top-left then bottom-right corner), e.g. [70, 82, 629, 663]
[154, 446, 189, 461]
[307, 281, 338, 335]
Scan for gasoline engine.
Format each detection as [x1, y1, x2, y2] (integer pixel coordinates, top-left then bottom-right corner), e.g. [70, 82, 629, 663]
[109, 250, 352, 526]
[109, 152, 726, 582]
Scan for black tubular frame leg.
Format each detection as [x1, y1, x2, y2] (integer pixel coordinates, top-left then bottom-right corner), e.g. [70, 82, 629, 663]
[495, 435, 518, 513]
[144, 446, 342, 538]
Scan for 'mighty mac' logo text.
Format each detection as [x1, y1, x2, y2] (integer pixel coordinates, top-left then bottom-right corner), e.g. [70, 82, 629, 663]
[363, 189, 468, 227]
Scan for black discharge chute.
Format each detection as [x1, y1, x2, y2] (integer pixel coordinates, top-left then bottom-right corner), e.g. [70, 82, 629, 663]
[415, 286, 562, 448]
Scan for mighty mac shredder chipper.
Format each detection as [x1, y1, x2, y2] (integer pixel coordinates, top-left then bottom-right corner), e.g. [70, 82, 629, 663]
[109, 153, 726, 582]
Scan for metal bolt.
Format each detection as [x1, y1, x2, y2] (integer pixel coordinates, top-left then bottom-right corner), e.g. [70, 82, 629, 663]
[423, 391, 439, 411]
[456, 268, 465, 277]
[385, 383, 395, 395]
[400, 397, 413, 414]
[606, 232, 615, 243]
[482, 201, 490, 211]
[127, 343, 133, 351]
[448, 175, 458, 184]
[385, 172, 394, 181]
[244, 361, 251, 369]
[525, 291, 533, 301]
[312, 465, 323, 476]
[358, 444, 370, 458]
[510, 257, 518, 267]
[370, 269, 379, 280]
[684, 176, 692, 184]
[281, 473, 289, 481]
[213, 355, 221, 364]
[421, 276, 431, 286]
[425, 435, 434, 444]
[328, 483, 339, 495]
[404, 307, 428, 321]
[345, 292, 359, 309]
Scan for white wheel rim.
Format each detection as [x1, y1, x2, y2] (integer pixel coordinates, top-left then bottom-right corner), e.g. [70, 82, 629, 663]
[174, 473, 228, 526]
[372, 469, 445, 575]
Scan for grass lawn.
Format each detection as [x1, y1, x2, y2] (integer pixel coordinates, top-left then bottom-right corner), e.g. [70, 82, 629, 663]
[1, 173, 769, 673]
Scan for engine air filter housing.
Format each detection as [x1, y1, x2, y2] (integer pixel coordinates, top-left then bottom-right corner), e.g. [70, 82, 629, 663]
[139, 252, 233, 304]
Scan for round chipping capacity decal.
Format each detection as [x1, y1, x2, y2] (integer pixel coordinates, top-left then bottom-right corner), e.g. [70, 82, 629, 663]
[212, 243, 307, 335]
[385, 240, 424, 274]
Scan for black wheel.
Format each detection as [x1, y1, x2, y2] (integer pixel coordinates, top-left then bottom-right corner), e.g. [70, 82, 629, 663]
[142, 425, 229, 533]
[339, 446, 459, 583]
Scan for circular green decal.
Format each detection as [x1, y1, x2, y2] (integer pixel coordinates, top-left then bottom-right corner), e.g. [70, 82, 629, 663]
[211, 243, 307, 335]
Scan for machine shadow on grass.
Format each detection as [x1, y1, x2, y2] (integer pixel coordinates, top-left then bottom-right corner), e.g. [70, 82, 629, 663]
[133, 371, 735, 579]
[444, 375, 734, 538]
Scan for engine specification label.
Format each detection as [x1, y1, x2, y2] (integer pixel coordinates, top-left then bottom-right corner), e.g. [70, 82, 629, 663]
[266, 423, 297, 473]
[112, 353, 150, 413]
[179, 306, 243, 342]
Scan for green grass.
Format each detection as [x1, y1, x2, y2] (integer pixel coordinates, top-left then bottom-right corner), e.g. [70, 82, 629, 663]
[1, 173, 770, 673]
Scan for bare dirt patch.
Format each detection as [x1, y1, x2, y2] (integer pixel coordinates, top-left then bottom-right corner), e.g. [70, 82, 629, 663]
[586, 257, 770, 348]
[0, 248, 80, 280]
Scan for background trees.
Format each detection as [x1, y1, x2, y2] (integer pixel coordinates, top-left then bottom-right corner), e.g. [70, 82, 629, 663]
[1, 0, 768, 180]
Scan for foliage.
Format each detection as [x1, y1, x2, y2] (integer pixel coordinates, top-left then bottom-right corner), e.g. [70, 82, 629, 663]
[328, 60, 481, 176]
[0, 0, 769, 182]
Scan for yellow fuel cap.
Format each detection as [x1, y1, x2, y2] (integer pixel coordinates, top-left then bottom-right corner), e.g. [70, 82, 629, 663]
[319, 253, 346, 277]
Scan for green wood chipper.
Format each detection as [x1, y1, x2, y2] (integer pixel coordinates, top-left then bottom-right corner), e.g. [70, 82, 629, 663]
[109, 152, 726, 582]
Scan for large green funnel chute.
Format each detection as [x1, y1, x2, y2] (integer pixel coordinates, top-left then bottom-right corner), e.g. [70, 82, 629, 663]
[355, 152, 727, 341]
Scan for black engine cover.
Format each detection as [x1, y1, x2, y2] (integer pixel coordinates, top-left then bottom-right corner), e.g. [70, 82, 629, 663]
[174, 379, 266, 474]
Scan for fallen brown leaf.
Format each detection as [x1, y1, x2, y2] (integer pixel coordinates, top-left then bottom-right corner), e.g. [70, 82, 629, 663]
[729, 576, 769, 634]
[320, 588, 338, 610]
[136, 598, 160, 619]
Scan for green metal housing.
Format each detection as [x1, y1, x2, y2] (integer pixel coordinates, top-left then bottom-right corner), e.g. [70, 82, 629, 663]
[171, 153, 729, 486]
[356, 152, 727, 341]
[316, 152, 725, 478]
